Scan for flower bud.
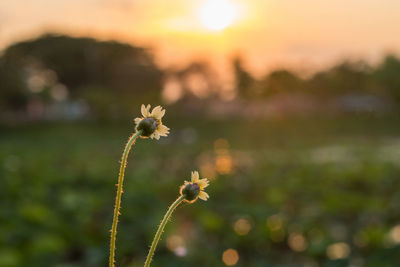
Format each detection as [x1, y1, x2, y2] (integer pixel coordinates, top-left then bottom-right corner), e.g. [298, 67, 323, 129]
[180, 183, 200, 202]
[136, 117, 159, 137]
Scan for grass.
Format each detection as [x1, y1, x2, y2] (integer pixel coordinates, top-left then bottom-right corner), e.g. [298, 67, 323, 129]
[1, 115, 400, 266]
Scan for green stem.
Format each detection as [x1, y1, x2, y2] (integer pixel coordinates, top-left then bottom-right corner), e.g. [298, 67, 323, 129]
[109, 130, 143, 267]
[144, 195, 186, 267]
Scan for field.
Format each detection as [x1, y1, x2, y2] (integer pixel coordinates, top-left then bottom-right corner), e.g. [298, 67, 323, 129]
[1, 115, 400, 267]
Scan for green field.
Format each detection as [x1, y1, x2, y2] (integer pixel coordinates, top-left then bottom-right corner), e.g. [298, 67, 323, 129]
[1, 115, 400, 267]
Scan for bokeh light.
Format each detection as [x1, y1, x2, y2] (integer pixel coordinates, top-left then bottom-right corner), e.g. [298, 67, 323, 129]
[215, 155, 233, 174]
[288, 233, 308, 252]
[222, 248, 239, 266]
[214, 138, 233, 175]
[166, 235, 187, 257]
[388, 225, 400, 245]
[233, 218, 252, 236]
[266, 214, 285, 231]
[326, 242, 350, 260]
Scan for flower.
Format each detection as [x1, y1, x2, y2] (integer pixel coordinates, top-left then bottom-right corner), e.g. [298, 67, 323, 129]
[180, 171, 210, 203]
[134, 104, 170, 140]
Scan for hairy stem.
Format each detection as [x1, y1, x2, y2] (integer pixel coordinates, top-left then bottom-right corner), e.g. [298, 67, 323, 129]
[109, 130, 143, 267]
[144, 195, 186, 267]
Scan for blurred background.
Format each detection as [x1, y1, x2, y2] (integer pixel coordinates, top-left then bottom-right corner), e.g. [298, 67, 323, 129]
[1, 1, 400, 266]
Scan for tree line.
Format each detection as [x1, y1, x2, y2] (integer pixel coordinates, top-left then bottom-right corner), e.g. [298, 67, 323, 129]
[1, 34, 400, 118]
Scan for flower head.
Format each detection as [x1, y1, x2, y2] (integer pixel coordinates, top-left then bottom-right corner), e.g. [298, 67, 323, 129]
[135, 104, 170, 140]
[180, 171, 210, 203]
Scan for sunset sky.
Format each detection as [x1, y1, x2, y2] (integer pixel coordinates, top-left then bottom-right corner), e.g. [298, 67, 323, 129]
[1, 0, 400, 76]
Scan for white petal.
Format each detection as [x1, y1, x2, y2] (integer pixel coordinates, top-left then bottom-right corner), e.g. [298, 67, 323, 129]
[151, 106, 163, 119]
[134, 117, 142, 125]
[153, 132, 160, 140]
[198, 191, 209, 201]
[156, 130, 167, 137]
[141, 104, 146, 116]
[157, 124, 170, 136]
[158, 108, 166, 119]
[141, 104, 151, 117]
[198, 178, 209, 189]
[146, 105, 152, 116]
[191, 171, 200, 182]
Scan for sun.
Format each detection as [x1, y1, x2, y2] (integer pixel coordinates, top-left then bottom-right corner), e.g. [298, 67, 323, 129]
[199, 0, 237, 31]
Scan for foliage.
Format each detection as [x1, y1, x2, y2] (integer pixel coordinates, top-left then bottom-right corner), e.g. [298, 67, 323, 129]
[0, 34, 162, 116]
[373, 55, 400, 102]
[2, 35, 400, 117]
[1, 116, 400, 266]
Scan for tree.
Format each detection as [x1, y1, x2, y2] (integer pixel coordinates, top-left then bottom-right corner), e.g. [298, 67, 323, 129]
[308, 61, 370, 97]
[262, 70, 303, 96]
[0, 34, 163, 116]
[373, 55, 400, 103]
[233, 57, 256, 99]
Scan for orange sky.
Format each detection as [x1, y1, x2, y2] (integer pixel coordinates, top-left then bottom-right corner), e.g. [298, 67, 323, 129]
[1, 0, 400, 77]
